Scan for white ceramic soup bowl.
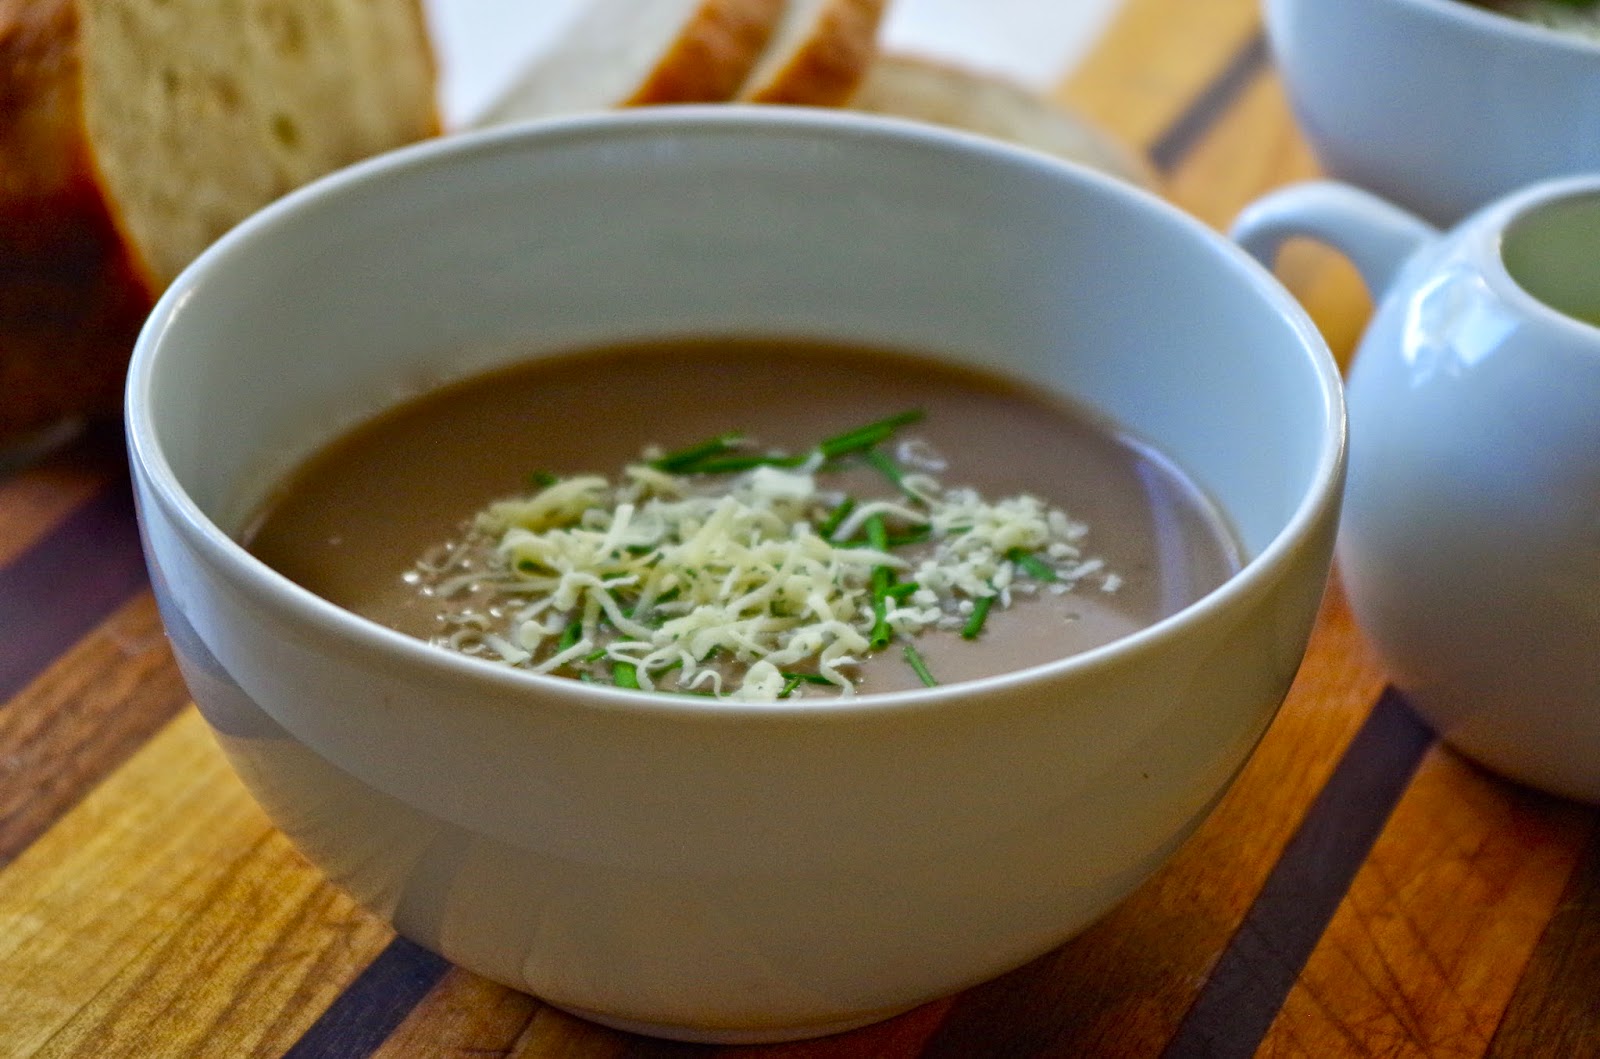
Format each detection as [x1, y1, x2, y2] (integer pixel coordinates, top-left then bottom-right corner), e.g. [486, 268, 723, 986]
[1266, 0, 1600, 226]
[126, 108, 1344, 1044]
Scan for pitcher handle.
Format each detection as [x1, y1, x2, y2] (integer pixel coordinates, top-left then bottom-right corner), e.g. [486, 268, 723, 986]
[1230, 181, 1439, 297]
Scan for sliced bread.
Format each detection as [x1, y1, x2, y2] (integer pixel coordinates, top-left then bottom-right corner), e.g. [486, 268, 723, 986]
[0, 0, 439, 441]
[847, 54, 1158, 190]
[479, 0, 786, 125]
[735, 0, 888, 106]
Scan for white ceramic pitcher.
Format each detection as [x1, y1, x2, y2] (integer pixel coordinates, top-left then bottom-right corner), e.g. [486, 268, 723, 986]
[1233, 175, 1600, 803]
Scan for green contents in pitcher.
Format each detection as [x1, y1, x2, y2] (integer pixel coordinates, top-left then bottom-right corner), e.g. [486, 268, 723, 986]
[1470, 0, 1600, 37]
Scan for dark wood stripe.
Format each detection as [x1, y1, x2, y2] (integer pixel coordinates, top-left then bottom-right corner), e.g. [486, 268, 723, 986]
[0, 419, 89, 484]
[1487, 822, 1600, 1058]
[0, 431, 191, 867]
[283, 937, 453, 1059]
[1158, 687, 1434, 1059]
[0, 476, 148, 704]
[1147, 31, 1271, 175]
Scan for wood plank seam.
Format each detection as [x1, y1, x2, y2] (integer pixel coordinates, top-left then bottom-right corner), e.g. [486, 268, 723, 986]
[281, 938, 452, 1059]
[1158, 688, 1436, 1059]
[1146, 30, 1269, 176]
[0, 479, 148, 704]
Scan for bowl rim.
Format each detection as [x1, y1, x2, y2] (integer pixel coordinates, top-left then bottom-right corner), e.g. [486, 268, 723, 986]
[125, 105, 1347, 722]
[1371, 0, 1600, 56]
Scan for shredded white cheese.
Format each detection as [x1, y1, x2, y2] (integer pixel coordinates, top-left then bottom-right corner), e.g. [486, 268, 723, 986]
[409, 429, 1116, 701]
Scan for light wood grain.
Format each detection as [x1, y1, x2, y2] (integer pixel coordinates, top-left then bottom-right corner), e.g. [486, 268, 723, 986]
[372, 970, 541, 1058]
[0, 708, 392, 1057]
[1262, 749, 1593, 1058]
[0, 594, 189, 864]
[1058, 0, 1262, 153]
[1486, 831, 1600, 1059]
[508, 1007, 633, 1058]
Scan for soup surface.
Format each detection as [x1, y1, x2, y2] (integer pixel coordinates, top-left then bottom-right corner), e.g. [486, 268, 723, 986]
[245, 338, 1244, 698]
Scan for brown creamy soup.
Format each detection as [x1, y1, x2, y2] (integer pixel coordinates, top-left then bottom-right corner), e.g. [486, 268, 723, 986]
[245, 339, 1244, 697]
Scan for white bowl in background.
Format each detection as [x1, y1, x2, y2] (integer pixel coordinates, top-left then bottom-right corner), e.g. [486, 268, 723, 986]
[1266, 0, 1600, 226]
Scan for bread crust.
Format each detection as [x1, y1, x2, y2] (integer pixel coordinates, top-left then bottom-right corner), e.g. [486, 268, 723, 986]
[0, 0, 156, 439]
[625, 0, 788, 104]
[739, 0, 888, 106]
[0, 0, 440, 443]
[848, 54, 1160, 191]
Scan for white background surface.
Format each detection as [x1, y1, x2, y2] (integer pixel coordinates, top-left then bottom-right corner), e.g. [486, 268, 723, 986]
[422, 0, 1124, 128]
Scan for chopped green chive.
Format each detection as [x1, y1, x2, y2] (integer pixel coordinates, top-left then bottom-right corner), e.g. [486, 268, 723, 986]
[865, 514, 889, 553]
[961, 594, 996, 640]
[681, 453, 809, 474]
[870, 594, 892, 648]
[862, 514, 896, 649]
[557, 620, 583, 653]
[819, 496, 857, 538]
[903, 643, 938, 687]
[1006, 547, 1058, 582]
[818, 409, 925, 460]
[863, 447, 920, 499]
[612, 661, 640, 689]
[778, 672, 836, 698]
[885, 525, 932, 548]
[885, 581, 920, 601]
[779, 671, 834, 685]
[583, 648, 608, 663]
[649, 432, 744, 472]
[528, 470, 560, 489]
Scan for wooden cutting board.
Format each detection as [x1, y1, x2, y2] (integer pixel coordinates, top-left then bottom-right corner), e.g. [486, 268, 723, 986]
[2, 0, 1597, 1055]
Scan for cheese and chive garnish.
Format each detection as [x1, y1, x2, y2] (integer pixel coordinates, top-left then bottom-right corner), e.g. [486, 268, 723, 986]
[407, 410, 1120, 701]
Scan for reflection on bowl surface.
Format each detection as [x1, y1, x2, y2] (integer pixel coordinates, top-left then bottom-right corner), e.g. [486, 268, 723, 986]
[125, 109, 1345, 1042]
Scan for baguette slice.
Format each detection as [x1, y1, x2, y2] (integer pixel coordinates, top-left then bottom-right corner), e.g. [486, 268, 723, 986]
[0, 0, 439, 441]
[735, 0, 888, 106]
[480, 0, 786, 125]
[847, 54, 1158, 190]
